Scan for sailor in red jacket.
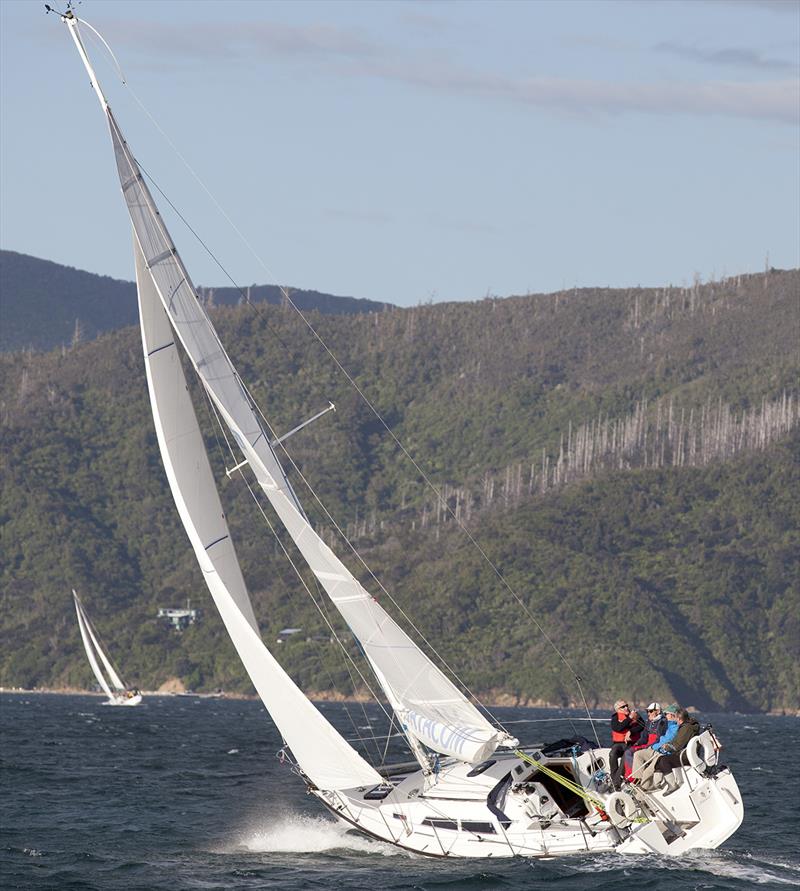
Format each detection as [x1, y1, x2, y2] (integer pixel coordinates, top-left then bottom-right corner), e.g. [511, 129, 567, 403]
[609, 699, 643, 790]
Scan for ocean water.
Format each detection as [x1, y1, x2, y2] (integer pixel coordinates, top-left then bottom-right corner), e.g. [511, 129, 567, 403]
[1, 693, 797, 890]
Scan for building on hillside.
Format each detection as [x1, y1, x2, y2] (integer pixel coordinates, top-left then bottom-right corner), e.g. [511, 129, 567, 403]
[158, 601, 201, 632]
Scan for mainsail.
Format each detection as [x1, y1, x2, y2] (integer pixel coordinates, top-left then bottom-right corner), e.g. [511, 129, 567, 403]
[65, 11, 509, 767]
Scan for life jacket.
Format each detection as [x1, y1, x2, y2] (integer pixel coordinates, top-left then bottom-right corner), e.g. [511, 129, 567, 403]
[611, 712, 629, 742]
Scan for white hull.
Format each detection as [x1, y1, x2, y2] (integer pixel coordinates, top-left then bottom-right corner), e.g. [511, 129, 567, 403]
[102, 693, 142, 707]
[312, 736, 743, 859]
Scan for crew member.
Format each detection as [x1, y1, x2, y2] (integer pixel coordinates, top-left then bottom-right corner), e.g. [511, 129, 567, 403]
[609, 699, 642, 791]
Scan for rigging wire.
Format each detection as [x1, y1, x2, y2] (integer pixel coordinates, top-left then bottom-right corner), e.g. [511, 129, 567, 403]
[84, 16, 599, 746]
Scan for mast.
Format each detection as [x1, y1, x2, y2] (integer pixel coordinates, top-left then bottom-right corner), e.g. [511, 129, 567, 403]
[63, 10, 109, 112]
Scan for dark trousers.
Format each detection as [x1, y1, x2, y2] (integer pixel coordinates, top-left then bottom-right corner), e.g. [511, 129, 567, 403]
[609, 742, 627, 788]
[655, 752, 682, 774]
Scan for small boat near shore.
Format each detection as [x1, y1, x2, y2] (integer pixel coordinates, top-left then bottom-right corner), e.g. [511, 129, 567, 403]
[73, 590, 141, 707]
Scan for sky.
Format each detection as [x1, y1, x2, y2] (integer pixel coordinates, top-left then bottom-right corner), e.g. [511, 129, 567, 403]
[1, 0, 798, 306]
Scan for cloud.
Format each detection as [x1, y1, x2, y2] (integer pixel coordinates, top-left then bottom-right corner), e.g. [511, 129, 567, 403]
[94, 18, 798, 126]
[101, 19, 379, 63]
[656, 41, 797, 73]
[355, 56, 799, 124]
[507, 76, 799, 125]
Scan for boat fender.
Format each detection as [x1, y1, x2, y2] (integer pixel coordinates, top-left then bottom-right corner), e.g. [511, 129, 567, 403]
[686, 735, 716, 773]
[606, 791, 637, 828]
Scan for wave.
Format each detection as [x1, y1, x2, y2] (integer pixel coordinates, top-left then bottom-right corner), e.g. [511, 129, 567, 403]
[559, 850, 800, 885]
[223, 813, 402, 857]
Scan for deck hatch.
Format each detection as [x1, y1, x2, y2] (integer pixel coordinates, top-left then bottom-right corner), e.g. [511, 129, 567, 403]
[422, 818, 458, 831]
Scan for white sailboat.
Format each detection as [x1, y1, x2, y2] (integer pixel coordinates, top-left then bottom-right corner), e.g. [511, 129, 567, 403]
[58, 9, 742, 857]
[73, 590, 142, 707]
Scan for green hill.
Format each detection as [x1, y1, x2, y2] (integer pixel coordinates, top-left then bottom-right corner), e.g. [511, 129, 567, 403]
[0, 250, 392, 353]
[1, 268, 797, 711]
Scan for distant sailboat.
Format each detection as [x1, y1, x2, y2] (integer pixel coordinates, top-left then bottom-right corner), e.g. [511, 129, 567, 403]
[73, 590, 141, 707]
[59, 8, 743, 857]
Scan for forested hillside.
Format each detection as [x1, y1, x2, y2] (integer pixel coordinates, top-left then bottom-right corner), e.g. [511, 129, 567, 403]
[0, 250, 391, 353]
[1, 268, 797, 711]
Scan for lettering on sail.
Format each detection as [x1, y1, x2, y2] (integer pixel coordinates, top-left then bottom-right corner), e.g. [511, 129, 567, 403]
[403, 710, 486, 755]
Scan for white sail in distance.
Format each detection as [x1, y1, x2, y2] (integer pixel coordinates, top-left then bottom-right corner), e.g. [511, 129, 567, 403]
[65, 12, 509, 765]
[73, 591, 117, 698]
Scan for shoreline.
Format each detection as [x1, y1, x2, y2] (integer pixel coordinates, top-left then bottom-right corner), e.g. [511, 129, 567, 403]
[1, 687, 796, 716]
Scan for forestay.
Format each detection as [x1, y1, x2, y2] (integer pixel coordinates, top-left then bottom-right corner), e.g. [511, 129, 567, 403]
[107, 104, 508, 767]
[136, 238, 382, 791]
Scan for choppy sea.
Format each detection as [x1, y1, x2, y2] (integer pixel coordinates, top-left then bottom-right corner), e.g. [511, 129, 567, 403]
[1, 693, 797, 890]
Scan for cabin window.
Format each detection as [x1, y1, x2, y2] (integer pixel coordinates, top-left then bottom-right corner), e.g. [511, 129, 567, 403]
[466, 759, 497, 777]
[421, 818, 458, 831]
[461, 821, 496, 834]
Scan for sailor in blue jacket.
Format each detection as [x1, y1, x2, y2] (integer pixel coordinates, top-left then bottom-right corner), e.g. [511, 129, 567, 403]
[630, 705, 679, 781]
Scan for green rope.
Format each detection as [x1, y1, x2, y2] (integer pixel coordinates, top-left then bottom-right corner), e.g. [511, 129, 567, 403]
[514, 749, 605, 809]
[513, 750, 652, 826]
